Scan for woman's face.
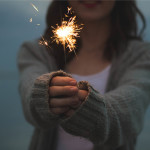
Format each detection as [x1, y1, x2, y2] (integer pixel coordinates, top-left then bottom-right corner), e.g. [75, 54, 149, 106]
[68, 0, 116, 22]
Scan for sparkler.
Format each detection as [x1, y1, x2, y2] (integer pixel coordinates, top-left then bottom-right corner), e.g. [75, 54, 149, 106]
[29, 18, 32, 23]
[29, 3, 83, 52]
[30, 3, 39, 12]
[51, 7, 83, 52]
[39, 36, 51, 48]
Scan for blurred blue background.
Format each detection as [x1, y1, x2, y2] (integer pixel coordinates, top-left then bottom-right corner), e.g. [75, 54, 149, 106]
[0, 0, 150, 150]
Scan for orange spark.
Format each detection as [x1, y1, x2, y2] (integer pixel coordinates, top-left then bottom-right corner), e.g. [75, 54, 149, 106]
[39, 36, 50, 48]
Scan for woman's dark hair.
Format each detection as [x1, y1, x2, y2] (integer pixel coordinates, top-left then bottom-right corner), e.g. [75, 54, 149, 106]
[43, 0, 146, 69]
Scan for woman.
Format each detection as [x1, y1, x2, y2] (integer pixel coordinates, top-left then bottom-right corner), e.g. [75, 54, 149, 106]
[17, 0, 150, 150]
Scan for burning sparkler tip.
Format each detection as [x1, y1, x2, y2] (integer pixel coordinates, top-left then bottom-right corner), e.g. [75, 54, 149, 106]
[51, 7, 83, 52]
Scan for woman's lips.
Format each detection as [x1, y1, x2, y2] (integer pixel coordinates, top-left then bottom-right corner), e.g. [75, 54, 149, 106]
[79, 1, 102, 8]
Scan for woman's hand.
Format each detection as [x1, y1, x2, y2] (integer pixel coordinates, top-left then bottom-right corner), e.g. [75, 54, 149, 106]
[64, 89, 88, 117]
[49, 76, 88, 117]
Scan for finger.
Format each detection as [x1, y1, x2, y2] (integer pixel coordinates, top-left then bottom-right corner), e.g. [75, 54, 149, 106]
[78, 90, 88, 101]
[49, 86, 78, 97]
[65, 109, 75, 117]
[51, 76, 77, 86]
[49, 97, 79, 107]
[50, 107, 69, 115]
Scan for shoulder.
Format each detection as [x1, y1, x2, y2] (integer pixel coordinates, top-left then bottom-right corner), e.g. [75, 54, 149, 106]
[126, 40, 150, 55]
[111, 40, 150, 88]
[113, 40, 150, 78]
[118, 40, 150, 65]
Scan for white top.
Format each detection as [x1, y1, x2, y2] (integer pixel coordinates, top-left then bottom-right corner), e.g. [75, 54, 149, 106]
[56, 65, 111, 150]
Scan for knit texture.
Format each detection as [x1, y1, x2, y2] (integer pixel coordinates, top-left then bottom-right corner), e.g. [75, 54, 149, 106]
[17, 40, 150, 150]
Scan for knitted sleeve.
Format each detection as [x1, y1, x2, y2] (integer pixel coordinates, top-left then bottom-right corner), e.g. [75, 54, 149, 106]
[17, 41, 73, 129]
[60, 43, 150, 148]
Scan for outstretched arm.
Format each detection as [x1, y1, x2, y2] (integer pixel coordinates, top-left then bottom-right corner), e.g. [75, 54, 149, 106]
[17, 41, 88, 129]
[17, 41, 60, 128]
[60, 44, 150, 148]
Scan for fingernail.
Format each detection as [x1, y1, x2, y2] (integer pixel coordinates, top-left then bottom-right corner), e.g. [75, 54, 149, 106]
[70, 80, 77, 86]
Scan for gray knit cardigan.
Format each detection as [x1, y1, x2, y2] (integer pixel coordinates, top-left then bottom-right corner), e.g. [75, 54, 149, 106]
[17, 40, 150, 150]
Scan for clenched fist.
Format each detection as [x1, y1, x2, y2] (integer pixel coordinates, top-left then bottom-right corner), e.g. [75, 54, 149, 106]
[49, 76, 88, 117]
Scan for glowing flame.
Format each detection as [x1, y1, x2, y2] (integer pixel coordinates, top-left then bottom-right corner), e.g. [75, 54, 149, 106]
[31, 3, 39, 12]
[52, 8, 83, 52]
[38, 7, 83, 52]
